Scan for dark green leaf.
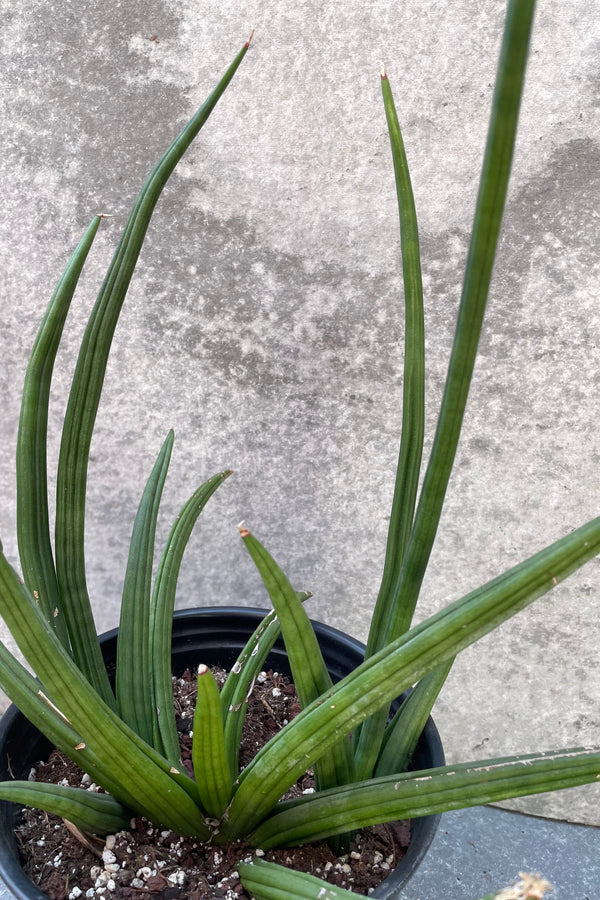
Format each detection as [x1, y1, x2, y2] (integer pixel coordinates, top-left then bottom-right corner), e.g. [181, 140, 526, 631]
[365, 70, 425, 658]
[151, 470, 232, 761]
[0, 545, 209, 837]
[355, 0, 537, 776]
[250, 747, 600, 847]
[0, 782, 131, 835]
[383, 0, 537, 645]
[239, 858, 364, 899]
[374, 657, 454, 777]
[17, 216, 101, 648]
[54, 41, 251, 703]
[192, 664, 233, 818]
[238, 525, 354, 790]
[116, 431, 174, 745]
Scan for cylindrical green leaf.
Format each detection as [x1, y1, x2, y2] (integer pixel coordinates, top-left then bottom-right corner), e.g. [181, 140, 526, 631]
[352, 69, 427, 781]
[17, 215, 101, 648]
[151, 469, 232, 761]
[374, 657, 454, 777]
[0, 782, 131, 836]
[220, 594, 311, 779]
[220, 607, 280, 717]
[355, 0, 537, 777]
[54, 40, 251, 703]
[365, 70, 425, 657]
[116, 431, 174, 745]
[220, 594, 311, 751]
[221, 606, 280, 777]
[239, 526, 354, 790]
[239, 858, 365, 900]
[192, 664, 233, 818]
[0, 633, 199, 811]
[383, 0, 537, 645]
[250, 747, 600, 848]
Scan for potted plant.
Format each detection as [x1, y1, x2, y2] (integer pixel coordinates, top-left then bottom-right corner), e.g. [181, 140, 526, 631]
[0, 0, 598, 897]
[0, 608, 444, 898]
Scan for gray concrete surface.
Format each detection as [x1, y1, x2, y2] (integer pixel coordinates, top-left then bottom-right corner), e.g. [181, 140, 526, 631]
[398, 808, 600, 900]
[0, 0, 599, 824]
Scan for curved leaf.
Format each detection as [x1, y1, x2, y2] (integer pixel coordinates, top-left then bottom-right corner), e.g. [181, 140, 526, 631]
[54, 40, 252, 703]
[238, 525, 354, 790]
[17, 216, 102, 647]
[383, 0, 537, 644]
[220, 593, 311, 777]
[250, 747, 600, 848]
[0, 782, 130, 836]
[116, 431, 174, 744]
[365, 70, 425, 657]
[356, 0, 537, 778]
[239, 858, 364, 900]
[150, 469, 232, 760]
[0, 546, 209, 837]
[374, 657, 454, 777]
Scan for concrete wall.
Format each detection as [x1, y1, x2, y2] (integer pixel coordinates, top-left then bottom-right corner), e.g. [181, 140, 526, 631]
[1, 0, 599, 823]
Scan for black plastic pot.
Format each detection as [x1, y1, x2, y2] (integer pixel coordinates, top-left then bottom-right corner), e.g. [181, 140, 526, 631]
[0, 607, 444, 900]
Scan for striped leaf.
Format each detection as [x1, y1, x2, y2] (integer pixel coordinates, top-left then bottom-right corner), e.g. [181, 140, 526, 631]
[249, 747, 600, 847]
[220, 595, 310, 778]
[238, 526, 355, 792]
[355, 0, 537, 778]
[54, 40, 252, 703]
[151, 470, 232, 761]
[365, 69, 425, 658]
[0, 546, 209, 837]
[382, 0, 537, 645]
[116, 432, 174, 744]
[0, 782, 130, 836]
[239, 858, 363, 900]
[16, 216, 101, 648]
[374, 657, 454, 777]
[192, 664, 233, 818]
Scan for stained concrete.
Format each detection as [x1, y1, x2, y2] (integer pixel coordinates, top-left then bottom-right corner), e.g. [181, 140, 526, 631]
[0, 0, 599, 823]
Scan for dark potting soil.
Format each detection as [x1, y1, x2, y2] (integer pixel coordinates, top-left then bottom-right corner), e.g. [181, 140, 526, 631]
[15, 669, 411, 899]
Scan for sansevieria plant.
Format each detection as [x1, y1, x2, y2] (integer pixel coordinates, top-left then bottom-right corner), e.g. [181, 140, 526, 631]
[0, 0, 598, 897]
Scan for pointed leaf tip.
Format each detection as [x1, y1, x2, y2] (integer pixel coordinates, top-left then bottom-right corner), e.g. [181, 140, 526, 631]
[246, 29, 255, 47]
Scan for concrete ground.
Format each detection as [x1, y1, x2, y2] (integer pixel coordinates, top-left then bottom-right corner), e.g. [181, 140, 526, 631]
[398, 808, 600, 900]
[0, 0, 599, 829]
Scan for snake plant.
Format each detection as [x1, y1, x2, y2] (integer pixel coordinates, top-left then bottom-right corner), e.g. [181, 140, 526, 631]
[0, 0, 598, 896]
